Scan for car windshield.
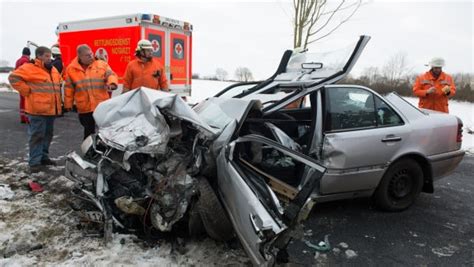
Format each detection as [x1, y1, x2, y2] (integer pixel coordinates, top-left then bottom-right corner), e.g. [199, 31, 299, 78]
[194, 101, 233, 130]
[276, 40, 359, 82]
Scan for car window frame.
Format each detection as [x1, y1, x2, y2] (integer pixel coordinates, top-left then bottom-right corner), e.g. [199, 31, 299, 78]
[323, 86, 405, 134]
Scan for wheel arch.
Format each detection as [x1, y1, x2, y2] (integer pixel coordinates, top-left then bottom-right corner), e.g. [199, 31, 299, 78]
[389, 153, 433, 193]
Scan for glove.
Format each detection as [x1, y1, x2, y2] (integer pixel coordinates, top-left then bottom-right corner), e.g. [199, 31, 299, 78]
[152, 70, 161, 78]
[426, 87, 436, 95]
[107, 84, 118, 91]
[442, 86, 451, 95]
[62, 107, 72, 113]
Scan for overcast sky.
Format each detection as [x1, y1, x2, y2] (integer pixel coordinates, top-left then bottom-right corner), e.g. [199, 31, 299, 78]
[0, 0, 472, 80]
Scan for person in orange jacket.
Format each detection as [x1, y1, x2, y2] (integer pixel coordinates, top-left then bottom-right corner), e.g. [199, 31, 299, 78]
[122, 39, 169, 93]
[413, 57, 456, 113]
[8, 46, 62, 173]
[64, 44, 118, 139]
[15, 47, 31, 124]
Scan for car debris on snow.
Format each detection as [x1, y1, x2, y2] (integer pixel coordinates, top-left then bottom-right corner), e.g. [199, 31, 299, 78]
[0, 156, 250, 265]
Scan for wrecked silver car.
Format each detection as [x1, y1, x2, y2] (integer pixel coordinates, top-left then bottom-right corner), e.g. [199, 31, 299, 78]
[65, 85, 325, 265]
[65, 35, 464, 265]
[216, 35, 464, 212]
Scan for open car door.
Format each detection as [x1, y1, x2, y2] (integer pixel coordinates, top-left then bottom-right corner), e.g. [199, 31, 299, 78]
[216, 134, 326, 266]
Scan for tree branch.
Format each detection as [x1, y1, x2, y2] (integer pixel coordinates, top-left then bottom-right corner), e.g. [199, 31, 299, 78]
[309, 0, 361, 40]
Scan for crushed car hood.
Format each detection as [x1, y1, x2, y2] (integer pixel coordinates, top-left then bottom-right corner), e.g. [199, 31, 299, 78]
[93, 88, 219, 154]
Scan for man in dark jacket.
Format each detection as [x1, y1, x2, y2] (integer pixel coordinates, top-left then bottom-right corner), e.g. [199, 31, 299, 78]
[51, 46, 63, 74]
[15, 47, 31, 124]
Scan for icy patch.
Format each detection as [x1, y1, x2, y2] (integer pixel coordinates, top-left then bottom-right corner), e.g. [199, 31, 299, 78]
[47, 165, 65, 171]
[339, 242, 349, 249]
[443, 222, 457, 230]
[431, 245, 458, 257]
[345, 249, 357, 259]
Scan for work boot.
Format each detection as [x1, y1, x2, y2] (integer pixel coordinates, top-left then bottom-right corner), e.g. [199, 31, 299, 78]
[29, 165, 44, 173]
[41, 158, 57, 166]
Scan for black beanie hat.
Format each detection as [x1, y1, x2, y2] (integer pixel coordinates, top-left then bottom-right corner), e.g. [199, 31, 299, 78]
[22, 47, 31, 56]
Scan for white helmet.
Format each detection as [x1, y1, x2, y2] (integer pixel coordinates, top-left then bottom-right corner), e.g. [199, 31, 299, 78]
[427, 57, 445, 68]
[51, 46, 61, 55]
[136, 39, 153, 51]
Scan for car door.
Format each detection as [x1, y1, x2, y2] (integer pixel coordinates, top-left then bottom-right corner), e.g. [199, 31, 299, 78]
[216, 134, 326, 266]
[318, 86, 411, 194]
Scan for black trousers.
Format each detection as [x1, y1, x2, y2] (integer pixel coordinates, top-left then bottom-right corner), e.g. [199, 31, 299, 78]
[78, 112, 96, 140]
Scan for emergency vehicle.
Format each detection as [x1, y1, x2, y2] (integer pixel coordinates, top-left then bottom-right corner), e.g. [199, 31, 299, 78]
[56, 13, 193, 96]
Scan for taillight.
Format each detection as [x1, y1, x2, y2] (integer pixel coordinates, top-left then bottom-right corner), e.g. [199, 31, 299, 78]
[456, 118, 463, 143]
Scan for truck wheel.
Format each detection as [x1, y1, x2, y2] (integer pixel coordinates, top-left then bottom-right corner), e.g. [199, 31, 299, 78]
[197, 178, 234, 241]
[374, 159, 423, 211]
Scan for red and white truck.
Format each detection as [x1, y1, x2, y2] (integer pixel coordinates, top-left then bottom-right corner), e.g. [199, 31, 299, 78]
[55, 13, 193, 96]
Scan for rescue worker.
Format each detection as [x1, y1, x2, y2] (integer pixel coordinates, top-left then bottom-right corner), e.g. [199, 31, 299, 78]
[51, 46, 64, 74]
[64, 44, 118, 139]
[8, 46, 62, 173]
[15, 47, 31, 124]
[413, 57, 456, 113]
[122, 39, 169, 93]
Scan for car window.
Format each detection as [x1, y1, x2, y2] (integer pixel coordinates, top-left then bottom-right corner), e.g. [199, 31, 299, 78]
[374, 95, 403, 126]
[325, 87, 376, 131]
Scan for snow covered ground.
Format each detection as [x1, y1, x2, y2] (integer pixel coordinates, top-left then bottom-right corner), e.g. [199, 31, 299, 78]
[0, 158, 248, 266]
[0, 72, 13, 92]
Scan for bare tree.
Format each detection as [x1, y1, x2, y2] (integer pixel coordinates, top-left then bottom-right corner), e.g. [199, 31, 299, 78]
[235, 67, 254, 82]
[293, 0, 362, 49]
[360, 66, 381, 84]
[452, 73, 473, 89]
[215, 68, 228, 81]
[381, 52, 412, 86]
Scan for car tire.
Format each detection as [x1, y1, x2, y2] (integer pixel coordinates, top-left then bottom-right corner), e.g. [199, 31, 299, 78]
[374, 159, 423, 211]
[197, 177, 234, 241]
[188, 202, 206, 238]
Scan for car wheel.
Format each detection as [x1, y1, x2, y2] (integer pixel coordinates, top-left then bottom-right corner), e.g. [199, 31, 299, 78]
[374, 159, 423, 211]
[197, 177, 234, 241]
[187, 202, 205, 238]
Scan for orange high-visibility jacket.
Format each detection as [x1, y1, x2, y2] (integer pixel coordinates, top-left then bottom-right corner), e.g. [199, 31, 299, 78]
[413, 71, 456, 113]
[8, 59, 62, 116]
[122, 57, 169, 93]
[64, 58, 118, 114]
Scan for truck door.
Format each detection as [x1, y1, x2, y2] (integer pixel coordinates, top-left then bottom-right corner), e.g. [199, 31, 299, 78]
[169, 32, 189, 86]
[144, 28, 166, 70]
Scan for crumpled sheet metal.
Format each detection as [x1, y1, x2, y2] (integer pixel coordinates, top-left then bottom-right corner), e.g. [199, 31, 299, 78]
[93, 88, 218, 155]
[321, 135, 347, 168]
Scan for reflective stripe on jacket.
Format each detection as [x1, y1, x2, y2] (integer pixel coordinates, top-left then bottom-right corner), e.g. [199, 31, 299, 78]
[412, 71, 456, 113]
[123, 57, 169, 93]
[8, 59, 62, 116]
[64, 58, 118, 114]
